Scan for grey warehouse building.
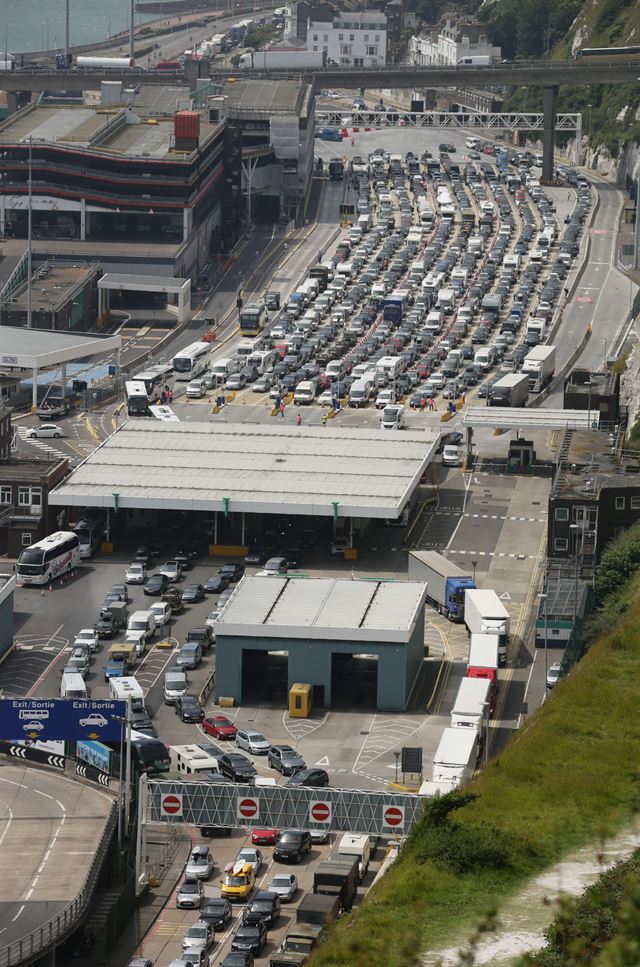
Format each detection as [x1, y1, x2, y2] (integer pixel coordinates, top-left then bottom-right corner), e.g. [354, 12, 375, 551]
[214, 575, 428, 711]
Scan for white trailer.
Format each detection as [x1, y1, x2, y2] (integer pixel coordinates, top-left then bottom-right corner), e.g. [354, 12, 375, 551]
[522, 345, 556, 392]
[467, 633, 500, 674]
[239, 50, 326, 69]
[109, 676, 144, 703]
[169, 744, 220, 775]
[431, 727, 478, 789]
[335, 833, 371, 882]
[464, 589, 510, 666]
[450, 677, 491, 736]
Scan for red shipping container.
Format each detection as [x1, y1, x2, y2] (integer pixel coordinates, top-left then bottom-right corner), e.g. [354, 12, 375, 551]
[174, 110, 200, 140]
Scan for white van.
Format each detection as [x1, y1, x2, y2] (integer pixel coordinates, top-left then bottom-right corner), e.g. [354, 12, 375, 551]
[474, 347, 495, 372]
[465, 136, 480, 149]
[60, 672, 88, 700]
[357, 214, 371, 232]
[211, 357, 239, 381]
[326, 358, 349, 379]
[425, 310, 444, 334]
[381, 404, 405, 429]
[127, 610, 156, 645]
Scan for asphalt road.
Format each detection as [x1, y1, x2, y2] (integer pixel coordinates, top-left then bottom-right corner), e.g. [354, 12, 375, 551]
[0, 765, 114, 950]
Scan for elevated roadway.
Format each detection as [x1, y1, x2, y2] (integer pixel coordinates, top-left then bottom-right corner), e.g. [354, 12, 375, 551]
[0, 764, 116, 966]
[0, 58, 638, 95]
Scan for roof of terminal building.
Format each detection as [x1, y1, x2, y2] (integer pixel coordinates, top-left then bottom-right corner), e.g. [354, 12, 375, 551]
[48, 421, 440, 518]
[222, 79, 309, 117]
[218, 575, 428, 643]
[0, 326, 121, 369]
[9, 262, 100, 314]
[0, 100, 219, 160]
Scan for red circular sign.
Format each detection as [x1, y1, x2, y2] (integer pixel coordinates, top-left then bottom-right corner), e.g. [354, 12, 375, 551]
[161, 794, 181, 815]
[384, 806, 404, 827]
[238, 797, 258, 818]
[310, 802, 331, 822]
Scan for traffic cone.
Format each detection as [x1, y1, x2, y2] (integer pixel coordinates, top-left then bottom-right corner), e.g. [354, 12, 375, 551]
[48, 583, 53, 593]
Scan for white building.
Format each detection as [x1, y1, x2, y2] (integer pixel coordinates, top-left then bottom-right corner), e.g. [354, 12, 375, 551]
[409, 18, 500, 67]
[307, 11, 387, 67]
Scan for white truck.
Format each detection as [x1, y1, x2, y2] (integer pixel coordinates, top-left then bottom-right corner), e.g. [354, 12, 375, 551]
[335, 833, 371, 882]
[464, 589, 510, 667]
[431, 727, 478, 789]
[450, 677, 491, 736]
[239, 50, 326, 69]
[293, 379, 317, 405]
[522, 345, 556, 392]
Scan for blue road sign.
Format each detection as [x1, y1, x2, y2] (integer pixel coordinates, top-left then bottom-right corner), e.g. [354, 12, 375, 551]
[0, 699, 125, 742]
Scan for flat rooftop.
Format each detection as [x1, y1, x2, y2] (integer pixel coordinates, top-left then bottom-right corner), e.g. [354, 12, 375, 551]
[49, 421, 441, 518]
[218, 575, 428, 643]
[0, 102, 220, 160]
[554, 427, 640, 497]
[222, 79, 309, 117]
[8, 262, 99, 314]
[0, 327, 121, 370]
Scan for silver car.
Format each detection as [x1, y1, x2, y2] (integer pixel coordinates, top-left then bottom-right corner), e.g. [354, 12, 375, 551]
[235, 729, 271, 755]
[182, 920, 215, 952]
[160, 560, 182, 583]
[185, 846, 213, 881]
[175, 877, 204, 909]
[125, 562, 147, 584]
[268, 873, 298, 902]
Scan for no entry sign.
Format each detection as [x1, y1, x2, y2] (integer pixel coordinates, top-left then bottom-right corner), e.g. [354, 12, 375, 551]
[237, 796, 259, 821]
[382, 804, 405, 829]
[309, 800, 332, 824]
[160, 793, 183, 817]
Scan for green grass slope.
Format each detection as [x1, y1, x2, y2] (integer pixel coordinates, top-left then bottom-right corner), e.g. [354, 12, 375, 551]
[308, 580, 640, 967]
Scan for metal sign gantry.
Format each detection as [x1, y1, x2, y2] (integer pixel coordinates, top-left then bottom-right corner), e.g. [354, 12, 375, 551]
[315, 110, 580, 132]
[147, 781, 425, 837]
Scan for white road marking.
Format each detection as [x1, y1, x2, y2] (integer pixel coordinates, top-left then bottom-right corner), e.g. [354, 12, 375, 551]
[12, 905, 25, 921]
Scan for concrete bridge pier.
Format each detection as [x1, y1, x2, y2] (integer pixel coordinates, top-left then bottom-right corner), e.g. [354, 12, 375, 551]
[542, 84, 558, 182]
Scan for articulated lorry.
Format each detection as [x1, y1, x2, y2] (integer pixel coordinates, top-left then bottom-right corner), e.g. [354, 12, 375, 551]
[313, 857, 358, 910]
[522, 344, 555, 392]
[467, 633, 500, 715]
[431, 726, 479, 789]
[328, 158, 344, 181]
[488, 372, 529, 407]
[408, 550, 475, 622]
[450, 676, 491, 736]
[464, 589, 510, 666]
[239, 50, 326, 69]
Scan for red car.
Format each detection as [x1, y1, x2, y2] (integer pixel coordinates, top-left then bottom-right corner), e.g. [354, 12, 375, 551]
[251, 827, 278, 846]
[201, 715, 238, 740]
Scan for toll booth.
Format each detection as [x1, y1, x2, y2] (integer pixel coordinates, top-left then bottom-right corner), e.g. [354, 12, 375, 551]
[507, 437, 535, 473]
[289, 683, 313, 718]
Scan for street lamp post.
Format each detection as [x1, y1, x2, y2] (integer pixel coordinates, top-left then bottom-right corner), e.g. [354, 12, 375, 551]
[538, 592, 548, 692]
[602, 338, 607, 371]
[570, 523, 580, 626]
[471, 560, 478, 584]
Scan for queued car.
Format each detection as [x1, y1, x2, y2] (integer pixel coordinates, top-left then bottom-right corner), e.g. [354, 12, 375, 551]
[204, 574, 229, 594]
[242, 891, 281, 929]
[181, 584, 205, 604]
[268, 744, 306, 776]
[267, 873, 298, 902]
[235, 729, 271, 755]
[174, 694, 205, 723]
[219, 563, 245, 583]
[144, 573, 169, 596]
[199, 897, 232, 929]
[218, 753, 257, 783]
[125, 562, 147, 585]
[251, 827, 278, 846]
[235, 847, 263, 875]
[176, 877, 204, 909]
[286, 768, 329, 788]
[185, 846, 213, 881]
[231, 923, 267, 956]
[220, 861, 255, 902]
[181, 920, 215, 952]
[202, 715, 237, 740]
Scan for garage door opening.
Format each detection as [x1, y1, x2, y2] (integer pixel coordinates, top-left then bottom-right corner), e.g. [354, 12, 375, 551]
[242, 649, 289, 706]
[331, 653, 378, 710]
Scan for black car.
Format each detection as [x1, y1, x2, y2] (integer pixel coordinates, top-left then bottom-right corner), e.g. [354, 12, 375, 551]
[218, 753, 257, 782]
[221, 952, 254, 967]
[231, 923, 267, 955]
[219, 563, 245, 583]
[94, 609, 116, 638]
[134, 546, 155, 566]
[286, 768, 329, 788]
[242, 891, 281, 928]
[186, 627, 214, 651]
[144, 573, 169, 596]
[273, 829, 312, 863]
[181, 584, 205, 604]
[280, 544, 303, 569]
[204, 574, 229, 594]
[200, 897, 232, 929]
[175, 695, 205, 723]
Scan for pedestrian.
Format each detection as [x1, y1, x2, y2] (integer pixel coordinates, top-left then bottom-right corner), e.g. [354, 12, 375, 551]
[420, 396, 426, 412]
[275, 394, 281, 411]
[351, 137, 355, 147]
[428, 397, 434, 411]
[167, 389, 173, 403]
[567, 191, 571, 200]
[563, 286, 569, 299]
[332, 396, 339, 412]
[322, 411, 328, 426]
[296, 413, 302, 426]
[279, 401, 285, 418]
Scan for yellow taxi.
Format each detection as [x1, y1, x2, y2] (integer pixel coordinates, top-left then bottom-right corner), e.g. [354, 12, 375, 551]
[220, 861, 255, 901]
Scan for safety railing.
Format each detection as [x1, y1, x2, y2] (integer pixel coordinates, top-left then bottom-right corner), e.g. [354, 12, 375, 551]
[0, 799, 118, 967]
